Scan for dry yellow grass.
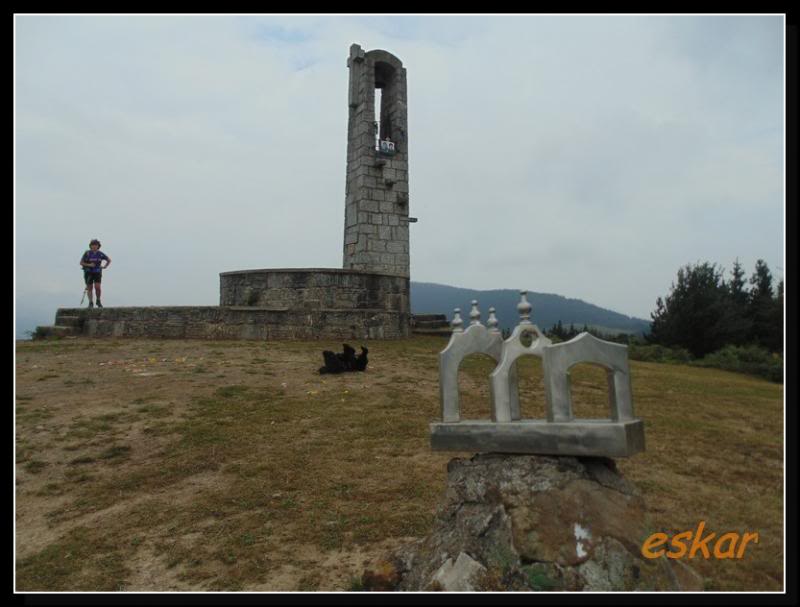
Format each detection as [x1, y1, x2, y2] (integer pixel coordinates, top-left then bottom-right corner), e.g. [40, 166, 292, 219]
[15, 336, 783, 591]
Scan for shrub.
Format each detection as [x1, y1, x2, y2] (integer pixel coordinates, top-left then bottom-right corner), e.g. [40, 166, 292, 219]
[628, 343, 693, 364]
[692, 345, 783, 383]
[27, 327, 53, 340]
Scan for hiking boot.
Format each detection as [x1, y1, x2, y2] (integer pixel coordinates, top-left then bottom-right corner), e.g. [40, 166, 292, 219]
[88, 302, 94, 309]
[97, 300, 103, 308]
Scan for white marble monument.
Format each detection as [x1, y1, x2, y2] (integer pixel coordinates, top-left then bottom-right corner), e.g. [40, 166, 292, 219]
[430, 291, 645, 458]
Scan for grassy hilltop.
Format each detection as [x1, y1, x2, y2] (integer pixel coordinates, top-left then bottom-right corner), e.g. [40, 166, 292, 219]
[15, 336, 783, 591]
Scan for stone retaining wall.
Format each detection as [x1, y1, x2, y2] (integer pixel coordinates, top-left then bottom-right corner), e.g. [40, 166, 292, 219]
[219, 268, 409, 314]
[54, 305, 410, 340]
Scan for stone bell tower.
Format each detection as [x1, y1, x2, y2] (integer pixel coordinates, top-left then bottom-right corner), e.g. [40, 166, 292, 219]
[343, 44, 411, 278]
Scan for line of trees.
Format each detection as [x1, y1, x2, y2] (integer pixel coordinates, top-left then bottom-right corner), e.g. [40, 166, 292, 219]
[647, 259, 783, 358]
[546, 320, 587, 341]
[541, 258, 783, 382]
[544, 321, 630, 343]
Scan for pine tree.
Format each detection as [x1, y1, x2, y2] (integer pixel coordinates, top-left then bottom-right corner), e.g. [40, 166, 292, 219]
[748, 259, 777, 350]
[547, 320, 566, 340]
[727, 258, 753, 345]
[567, 323, 577, 339]
[769, 280, 784, 353]
[730, 258, 748, 306]
[648, 261, 739, 357]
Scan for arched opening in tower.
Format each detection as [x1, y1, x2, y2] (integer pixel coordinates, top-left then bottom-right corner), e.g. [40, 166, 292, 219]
[374, 61, 396, 153]
[374, 87, 382, 151]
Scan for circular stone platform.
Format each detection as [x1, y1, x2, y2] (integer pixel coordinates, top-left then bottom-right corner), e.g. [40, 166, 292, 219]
[219, 268, 409, 313]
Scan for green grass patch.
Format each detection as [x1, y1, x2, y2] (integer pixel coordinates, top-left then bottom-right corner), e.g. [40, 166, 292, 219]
[99, 445, 131, 460]
[35, 482, 65, 496]
[16, 526, 131, 591]
[36, 374, 61, 381]
[135, 403, 172, 417]
[24, 460, 49, 474]
[17, 409, 54, 424]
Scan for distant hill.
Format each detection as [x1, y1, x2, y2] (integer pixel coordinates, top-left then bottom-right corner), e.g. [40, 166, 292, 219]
[410, 282, 651, 337]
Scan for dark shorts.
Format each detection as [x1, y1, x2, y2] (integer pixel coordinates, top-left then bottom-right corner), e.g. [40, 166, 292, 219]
[84, 271, 102, 285]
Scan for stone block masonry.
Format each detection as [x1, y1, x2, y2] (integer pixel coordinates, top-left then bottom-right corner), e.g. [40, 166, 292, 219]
[219, 268, 409, 314]
[343, 45, 411, 280]
[51, 305, 409, 340]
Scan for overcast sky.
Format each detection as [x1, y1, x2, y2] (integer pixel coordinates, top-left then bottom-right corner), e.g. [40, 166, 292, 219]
[14, 14, 785, 336]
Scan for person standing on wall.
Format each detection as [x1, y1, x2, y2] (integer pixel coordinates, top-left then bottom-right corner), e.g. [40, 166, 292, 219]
[80, 239, 111, 308]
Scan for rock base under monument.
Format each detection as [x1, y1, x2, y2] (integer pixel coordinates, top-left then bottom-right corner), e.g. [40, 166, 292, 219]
[362, 454, 704, 592]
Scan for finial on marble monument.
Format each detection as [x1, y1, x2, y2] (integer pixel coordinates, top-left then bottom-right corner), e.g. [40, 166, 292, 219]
[439, 300, 516, 425]
[451, 308, 464, 333]
[469, 300, 481, 326]
[517, 290, 532, 324]
[487, 307, 499, 333]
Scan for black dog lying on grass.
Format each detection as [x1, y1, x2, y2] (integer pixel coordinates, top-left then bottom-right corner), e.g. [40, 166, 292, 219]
[318, 344, 368, 374]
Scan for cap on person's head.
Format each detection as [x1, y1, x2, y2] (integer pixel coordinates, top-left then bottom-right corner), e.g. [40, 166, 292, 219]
[90, 239, 101, 248]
